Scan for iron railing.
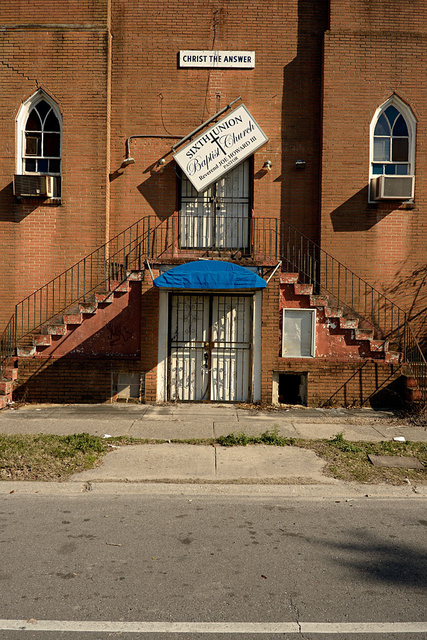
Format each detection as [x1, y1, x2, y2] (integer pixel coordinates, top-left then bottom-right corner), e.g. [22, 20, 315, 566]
[282, 223, 408, 348]
[1, 213, 426, 400]
[404, 322, 427, 400]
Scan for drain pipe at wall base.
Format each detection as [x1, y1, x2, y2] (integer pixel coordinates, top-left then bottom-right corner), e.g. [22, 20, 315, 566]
[265, 261, 282, 284]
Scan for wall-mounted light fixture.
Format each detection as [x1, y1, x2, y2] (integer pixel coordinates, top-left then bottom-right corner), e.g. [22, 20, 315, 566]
[263, 160, 272, 172]
[157, 158, 166, 174]
[294, 159, 306, 170]
[121, 156, 135, 167]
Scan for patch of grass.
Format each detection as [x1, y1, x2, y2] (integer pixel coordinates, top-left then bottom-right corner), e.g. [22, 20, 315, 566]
[0, 431, 425, 485]
[329, 432, 363, 453]
[305, 434, 427, 485]
[0, 433, 108, 481]
[217, 428, 296, 447]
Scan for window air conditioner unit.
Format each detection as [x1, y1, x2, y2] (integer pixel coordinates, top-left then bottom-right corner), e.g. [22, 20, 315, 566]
[13, 175, 58, 197]
[372, 175, 414, 201]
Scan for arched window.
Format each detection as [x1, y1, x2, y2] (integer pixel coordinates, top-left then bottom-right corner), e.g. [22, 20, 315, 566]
[370, 96, 416, 200]
[17, 91, 61, 176]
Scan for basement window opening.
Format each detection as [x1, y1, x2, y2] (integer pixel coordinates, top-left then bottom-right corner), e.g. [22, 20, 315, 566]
[278, 373, 307, 406]
[111, 372, 145, 403]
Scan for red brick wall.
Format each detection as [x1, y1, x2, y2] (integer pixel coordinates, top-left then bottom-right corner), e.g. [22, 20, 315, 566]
[275, 360, 404, 408]
[109, 0, 328, 242]
[14, 357, 143, 404]
[0, 7, 110, 329]
[265, 277, 404, 407]
[321, 1, 427, 321]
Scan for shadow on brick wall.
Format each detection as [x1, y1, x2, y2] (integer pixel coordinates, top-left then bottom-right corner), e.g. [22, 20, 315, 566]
[280, 0, 329, 243]
[321, 361, 405, 409]
[0, 181, 48, 222]
[330, 185, 401, 232]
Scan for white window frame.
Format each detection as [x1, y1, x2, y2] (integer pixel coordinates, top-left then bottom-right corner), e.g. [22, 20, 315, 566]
[282, 308, 316, 358]
[16, 89, 62, 177]
[369, 95, 416, 203]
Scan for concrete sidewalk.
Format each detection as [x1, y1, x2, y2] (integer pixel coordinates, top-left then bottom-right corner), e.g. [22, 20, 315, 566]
[0, 403, 425, 485]
[1, 402, 425, 440]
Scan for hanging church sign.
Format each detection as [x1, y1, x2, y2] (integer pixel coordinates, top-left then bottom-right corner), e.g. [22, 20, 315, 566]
[179, 51, 255, 68]
[173, 104, 268, 192]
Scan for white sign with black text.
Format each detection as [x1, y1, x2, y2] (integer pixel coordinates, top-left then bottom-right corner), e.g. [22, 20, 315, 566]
[173, 104, 268, 192]
[179, 50, 255, 68]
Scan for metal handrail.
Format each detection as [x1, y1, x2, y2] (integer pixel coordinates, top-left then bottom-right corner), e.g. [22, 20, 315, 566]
[403, 322, 427, 400]
[281, 222, 408, 345]
[1, 214, 426, 401]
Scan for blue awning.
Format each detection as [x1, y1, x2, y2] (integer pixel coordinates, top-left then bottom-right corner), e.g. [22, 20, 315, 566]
[153, 261, 267, 290]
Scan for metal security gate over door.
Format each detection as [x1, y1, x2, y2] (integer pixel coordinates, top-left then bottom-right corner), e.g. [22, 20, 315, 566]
[169, 294, 252, 402]
[180, 160, 250, 251]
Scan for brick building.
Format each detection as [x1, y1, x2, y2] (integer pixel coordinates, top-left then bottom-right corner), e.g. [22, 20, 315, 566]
[0, 0, 426, 408]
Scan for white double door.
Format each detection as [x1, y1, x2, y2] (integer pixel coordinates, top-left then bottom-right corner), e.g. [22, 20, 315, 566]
[169, 293, 252, 402]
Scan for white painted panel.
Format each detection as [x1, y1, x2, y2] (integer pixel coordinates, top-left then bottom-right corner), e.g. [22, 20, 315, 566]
[282, 309, 315, 357]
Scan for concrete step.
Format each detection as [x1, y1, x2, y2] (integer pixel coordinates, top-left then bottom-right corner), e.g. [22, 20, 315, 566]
[354, 328, 375, 341]
[127, 270, 144, 281]
[44, 323, 67, 336]
[93, 291, 114, 304]
[310, 295, 329, 307]
[34, 334, 52, 347]
[109, 280, 130, 293]
[63, 312, 84, 325]
[17, 345, 36, 357]
[294, 283, 313, 296]
[4, 365, 18, 381]
[384, 351, 402, 364]
[76, 301, 98, 314]
[0, 379, 13, 394]
[370, 339, 389, 352]
[280, 273, 299, 284]
[339, 317, 359, 329]
[325, 307, 343, 318]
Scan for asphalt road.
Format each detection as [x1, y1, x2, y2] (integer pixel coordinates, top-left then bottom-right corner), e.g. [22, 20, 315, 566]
[0, 489, 426, 639]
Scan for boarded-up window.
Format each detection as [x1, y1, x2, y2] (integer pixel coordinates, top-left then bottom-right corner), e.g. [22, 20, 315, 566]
[282, 309, 316, 357]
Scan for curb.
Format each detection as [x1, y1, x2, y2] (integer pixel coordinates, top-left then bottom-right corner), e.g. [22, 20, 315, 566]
[1, 480, 426, 498]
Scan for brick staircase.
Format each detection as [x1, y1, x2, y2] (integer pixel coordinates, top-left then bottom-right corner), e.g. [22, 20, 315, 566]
[0, 360, 18, 409]
[0, 266, 422, 408]
[280, 273, 402, 364]
[0, 272, 143, 408]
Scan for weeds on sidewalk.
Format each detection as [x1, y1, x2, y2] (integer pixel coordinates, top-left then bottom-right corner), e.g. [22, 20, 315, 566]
[0, 433, 107, 481]
[0, 430, 425, 484]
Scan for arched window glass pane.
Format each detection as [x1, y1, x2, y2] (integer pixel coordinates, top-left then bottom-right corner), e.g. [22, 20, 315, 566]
[20, 93, 62, 179]
[385, 105, 400, 126]
[25, 132, 41, 156]
[393, 115, 408, 137]
[35, 100, 51, 122]
[392, 138, 409, 162]
[374, 137, 390, 161]
[26, 109, 41, 131]
[49, 159, 61, 173]
[374, 114, 390, 136]
[44, 132, 60, 157]
[44, 110, 60, 132]
[385, 164, 396, 175]
[396, 164, 408, 175]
